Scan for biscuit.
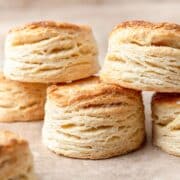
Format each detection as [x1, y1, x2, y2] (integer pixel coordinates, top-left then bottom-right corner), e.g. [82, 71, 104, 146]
[0, 130, 36, 180]
[42, 76, 145, 159]
[4, 21, 99, 83]
[100, 20, 180, 92]
[152, 93, 180, 156]
[0, 71, 46, 122]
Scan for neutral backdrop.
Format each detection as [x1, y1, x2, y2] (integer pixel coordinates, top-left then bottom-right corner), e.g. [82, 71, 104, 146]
[0, 1, 180, 180]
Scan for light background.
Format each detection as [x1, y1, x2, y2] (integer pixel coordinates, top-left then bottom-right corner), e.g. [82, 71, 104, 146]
[0, 1, 180, 179]
[0, 0, 180, 65]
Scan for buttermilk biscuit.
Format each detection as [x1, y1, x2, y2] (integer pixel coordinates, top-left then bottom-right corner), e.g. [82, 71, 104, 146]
[100, 20, 180, 92]
[0, 130, 36, 180]
[42, 77, 145, 159]
[4, 21, 99, 83]
[152, 93, 180, 156]
[0, 71, 46, 122]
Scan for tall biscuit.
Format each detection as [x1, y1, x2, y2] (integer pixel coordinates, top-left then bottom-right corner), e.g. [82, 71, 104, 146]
[0, 130, 36, 180]
[100, 21, 180, 92]
[4, 21, 99, 83]
[42, 77, 145, 159]
[0, 71, 46, 122]
[152, 93, 180, 156]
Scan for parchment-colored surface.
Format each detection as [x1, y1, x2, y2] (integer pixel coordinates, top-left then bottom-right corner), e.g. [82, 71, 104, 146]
[0, 2, 180, 180]
[1, 92, 180, 180]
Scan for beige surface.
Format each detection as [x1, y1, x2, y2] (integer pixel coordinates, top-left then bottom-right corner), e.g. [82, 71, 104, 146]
[1, 0, 179, 9]
[0, 2, 180, 180]
[1, 93, 180, 180]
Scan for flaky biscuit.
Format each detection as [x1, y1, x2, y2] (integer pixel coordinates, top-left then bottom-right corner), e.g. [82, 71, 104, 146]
[0, 71, 46, 122]
[100, 20, 180, 92]
[0, 130, 36, 180]
[42, 76, 145, 159]
[152, 93, 180, 156]
[4, 21, 99, 83]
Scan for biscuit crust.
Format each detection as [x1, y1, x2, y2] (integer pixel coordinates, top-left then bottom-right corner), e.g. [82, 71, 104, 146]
[0, 130, 27, 147]
[111, 20, 180, 48]
[48, 77, 141, 106]
[113, 21, 180, 33]
[9, 21, 91, 33]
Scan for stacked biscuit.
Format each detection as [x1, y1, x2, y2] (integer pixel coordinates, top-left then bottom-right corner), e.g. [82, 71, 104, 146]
[3, 20, 146, 160]
[43, 77, 145, 159]
[4, 22, 99, 83]
[1, 20, 101, 177]
[0, 131, 36, 180]
[100, 21, 180, 156]
[2, 21, 99, 123]
[2, 21, 100, 122]
[2, 20, 179, 166]
[0, 71, 46, 122]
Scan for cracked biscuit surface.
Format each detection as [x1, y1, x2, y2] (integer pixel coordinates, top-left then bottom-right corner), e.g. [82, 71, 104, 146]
[42, 76, 145, 159]
[4, 21, 99, 83]
[100, 20, 180, 92]
[0, 130, 36, 180]
[0, 71, 46, 122]
[152, 93, 180, 156]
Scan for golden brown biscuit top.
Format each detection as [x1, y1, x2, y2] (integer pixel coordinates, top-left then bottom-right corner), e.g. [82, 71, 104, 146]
[9, 21, 91, 33]
[110, 20, 180, 49]
[0, 130, 27, 148]
[113, 20, 180, 32]
[47, 76, 141, 106]
[152, 93, 180, 105]
[7, 21, 94, 47]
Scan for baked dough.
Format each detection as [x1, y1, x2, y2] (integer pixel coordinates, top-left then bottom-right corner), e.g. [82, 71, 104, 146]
[0, 71, 46, 122]
[0, 130, 36, 180]
[4, 21, 99, 83]
[100, 20, 180, 92]
[152, 93, 180, 156]
[42, 76, 145, 159]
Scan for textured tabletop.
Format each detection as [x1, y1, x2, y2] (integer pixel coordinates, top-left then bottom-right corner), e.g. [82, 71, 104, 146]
[0, 2, 180, 180]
